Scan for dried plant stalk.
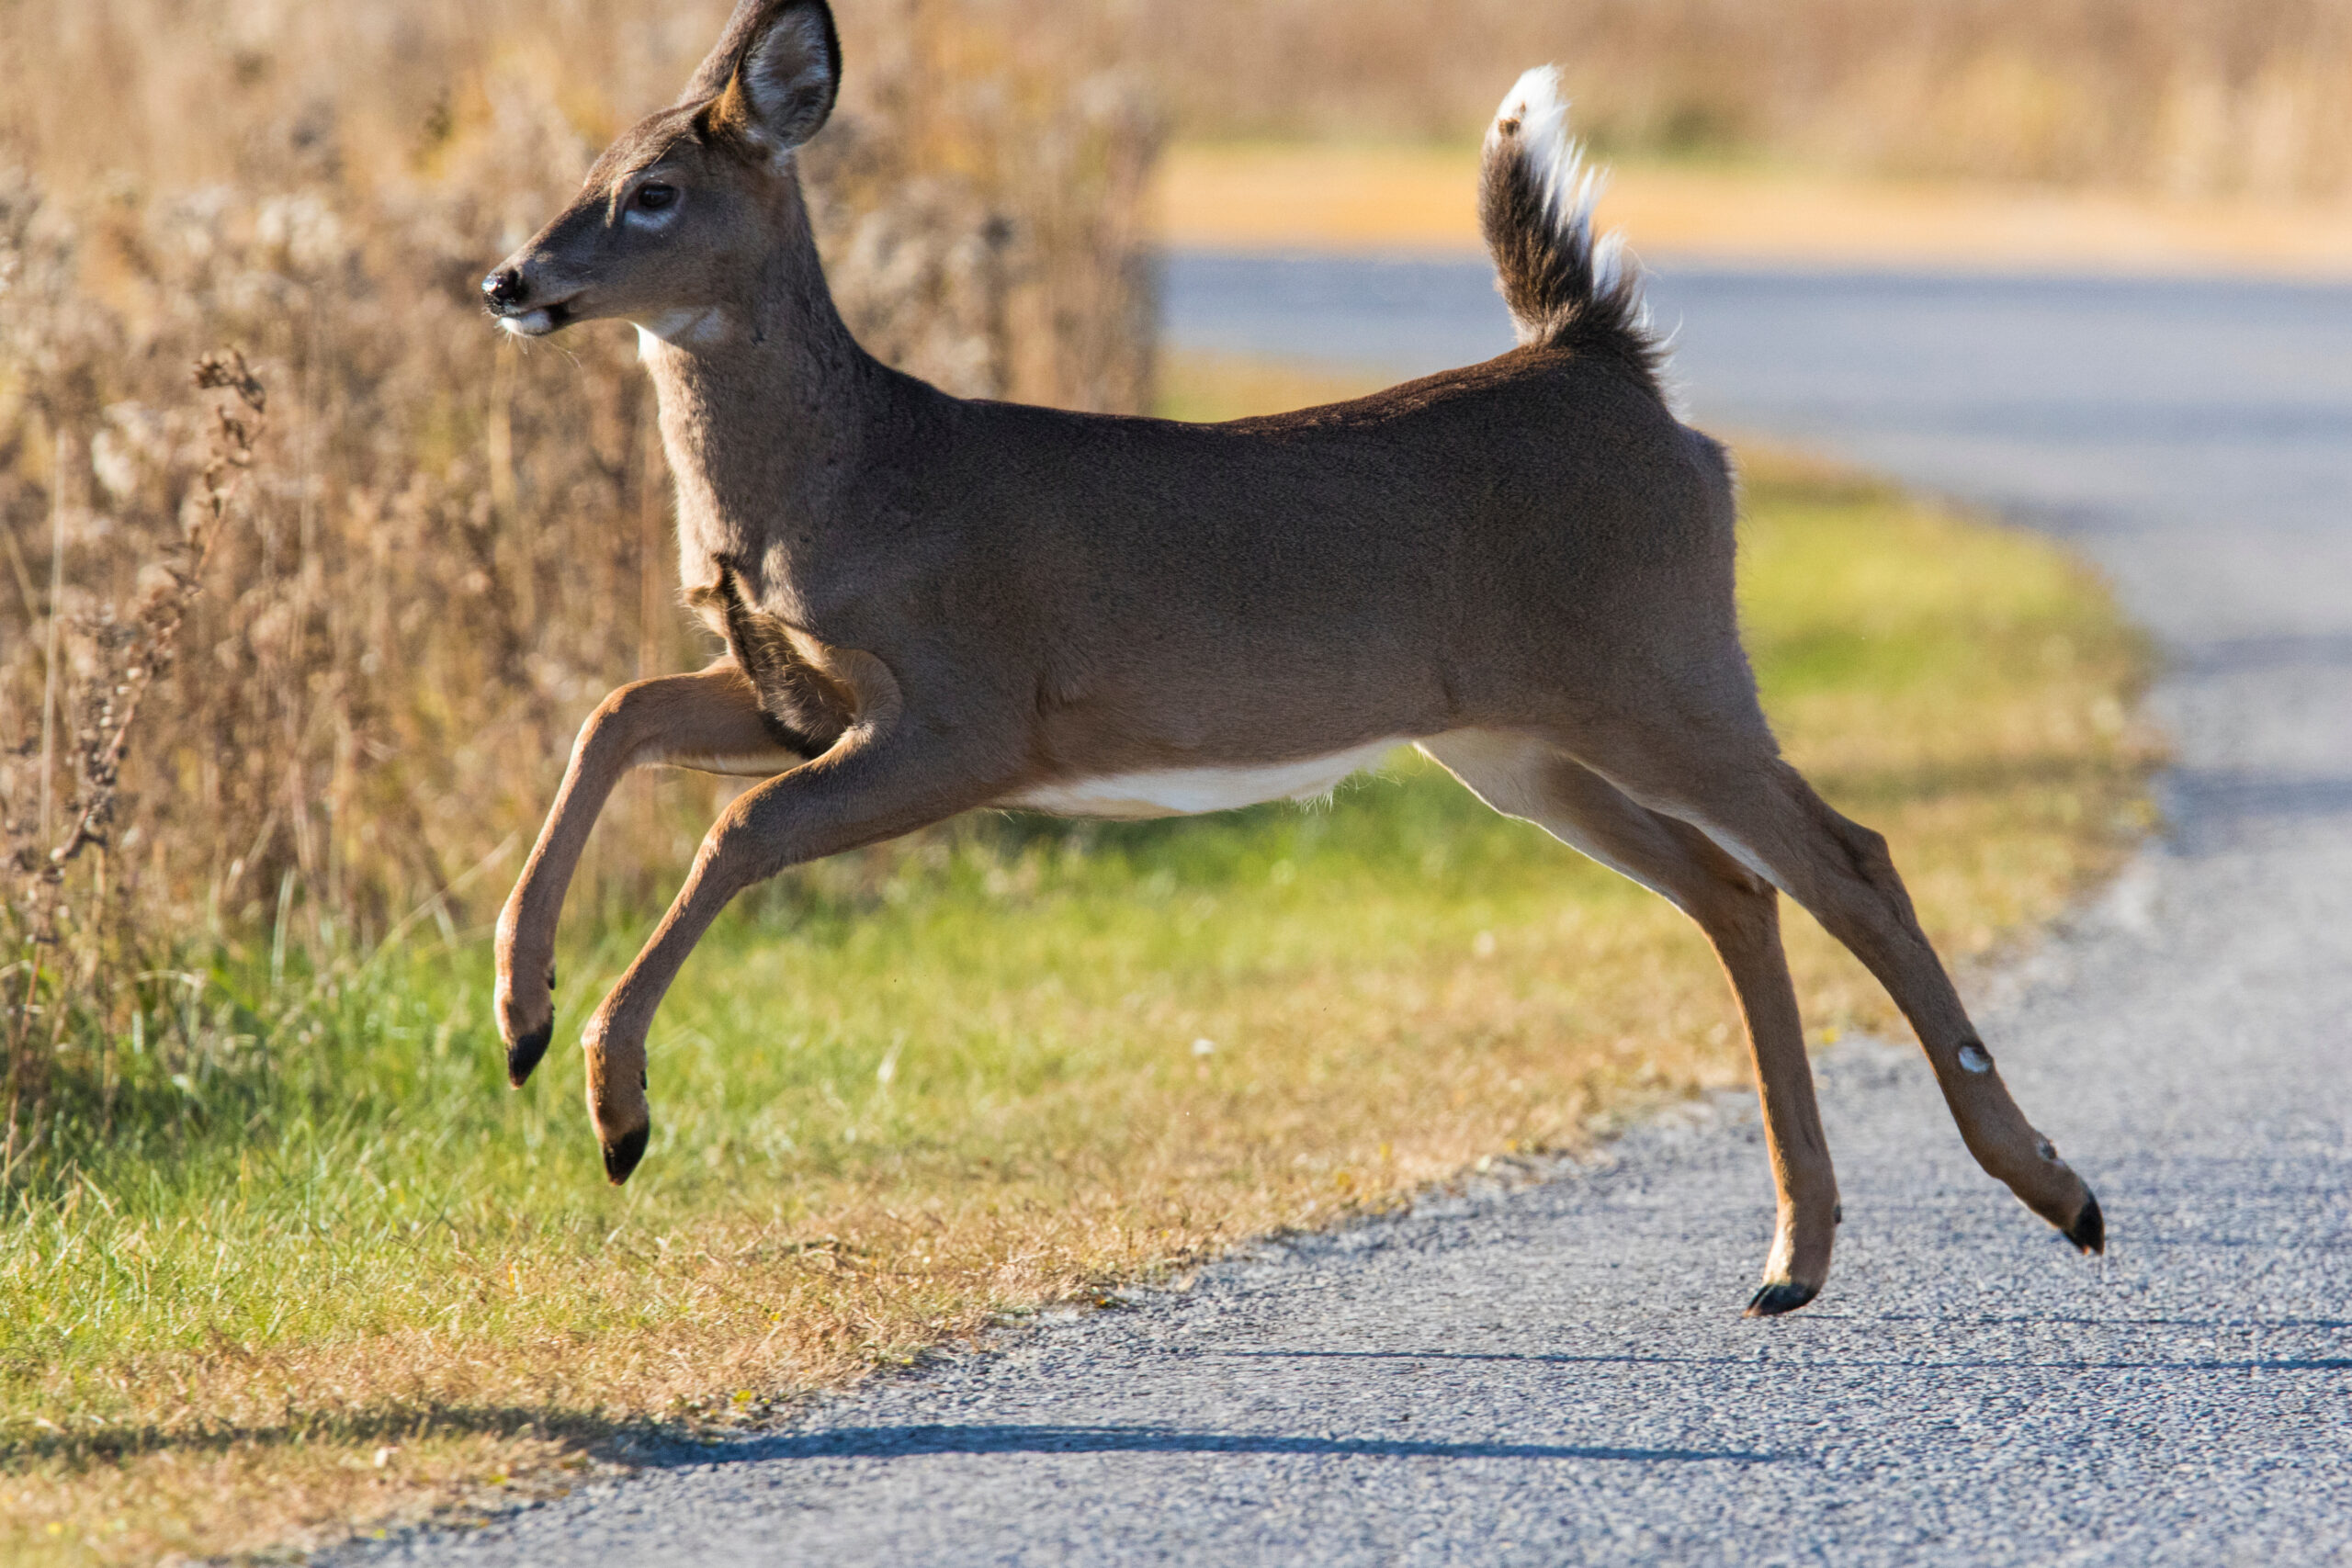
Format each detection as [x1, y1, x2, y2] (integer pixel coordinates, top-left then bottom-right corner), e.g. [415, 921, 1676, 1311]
[2, 356, 267, 1160]
[48, 355, 267, 873]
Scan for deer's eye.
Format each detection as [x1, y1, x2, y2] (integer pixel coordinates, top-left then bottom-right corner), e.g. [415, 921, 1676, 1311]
[635, 183, 678, 212]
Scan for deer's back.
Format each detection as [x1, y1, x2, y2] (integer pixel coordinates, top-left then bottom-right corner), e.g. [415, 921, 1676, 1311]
[894, 345, 1747, 761]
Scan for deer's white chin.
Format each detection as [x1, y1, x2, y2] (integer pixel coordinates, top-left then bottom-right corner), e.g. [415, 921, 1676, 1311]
[633, 310, 725, 357]
[498, 310, 559, 338]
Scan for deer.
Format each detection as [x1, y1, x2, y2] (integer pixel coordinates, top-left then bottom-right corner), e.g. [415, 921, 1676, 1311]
[480, 0, 2104, 1316]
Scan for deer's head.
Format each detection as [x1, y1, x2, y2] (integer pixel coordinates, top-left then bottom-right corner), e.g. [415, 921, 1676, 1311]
[481, 0, 841, 344]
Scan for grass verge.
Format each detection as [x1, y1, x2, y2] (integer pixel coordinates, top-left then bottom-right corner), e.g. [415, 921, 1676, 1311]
[1, 353, 2155, 1562]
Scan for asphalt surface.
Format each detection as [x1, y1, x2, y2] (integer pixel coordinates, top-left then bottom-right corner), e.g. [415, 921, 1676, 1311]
[340, 261, 2352, 1564]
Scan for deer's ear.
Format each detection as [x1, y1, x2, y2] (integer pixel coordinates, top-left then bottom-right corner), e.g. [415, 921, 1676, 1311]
[711, 1, 841, 155]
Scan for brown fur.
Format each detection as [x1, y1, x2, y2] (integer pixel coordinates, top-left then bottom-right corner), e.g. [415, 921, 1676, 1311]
[684, 562, 855, 757]
[481, 0, 2102, 1312]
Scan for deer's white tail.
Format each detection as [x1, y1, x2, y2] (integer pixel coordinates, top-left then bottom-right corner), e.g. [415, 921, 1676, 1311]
[1481, 67, 1656, 378]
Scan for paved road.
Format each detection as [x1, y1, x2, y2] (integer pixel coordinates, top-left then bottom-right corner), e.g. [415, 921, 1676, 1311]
[344, 261, 2352, 1564]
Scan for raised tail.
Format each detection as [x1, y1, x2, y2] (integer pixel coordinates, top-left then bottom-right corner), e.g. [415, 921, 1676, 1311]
[1481, 67, 1659, 385]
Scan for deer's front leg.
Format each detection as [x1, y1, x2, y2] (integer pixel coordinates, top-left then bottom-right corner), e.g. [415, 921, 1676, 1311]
[583, 724, 1001, 1183]
[496, 660, 804, 1087]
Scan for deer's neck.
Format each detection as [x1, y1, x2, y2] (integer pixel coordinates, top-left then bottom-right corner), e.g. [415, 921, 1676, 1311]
[639, 186, 888, 613]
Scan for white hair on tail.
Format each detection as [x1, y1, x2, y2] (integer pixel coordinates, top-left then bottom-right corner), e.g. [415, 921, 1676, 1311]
[1487, 65, 1638, 338]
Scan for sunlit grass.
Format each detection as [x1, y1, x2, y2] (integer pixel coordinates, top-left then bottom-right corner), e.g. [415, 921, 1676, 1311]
[0, 355, 2154, 1562]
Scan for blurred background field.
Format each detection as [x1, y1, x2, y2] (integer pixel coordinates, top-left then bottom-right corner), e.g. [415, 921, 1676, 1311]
[1159, 145, 2352, 276]
[1147, 0, 2352, 199]
[1145, 0, 2352, 273]
[0, 0, 2191, 1557]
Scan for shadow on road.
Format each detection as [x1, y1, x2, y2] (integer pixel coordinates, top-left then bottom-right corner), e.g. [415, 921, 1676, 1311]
[2179, 633, 2352, 677]
[698, 1426, 1781, 1467]
[2165, 770, 2352, 829]
[1207, 1349, 2352, 1372]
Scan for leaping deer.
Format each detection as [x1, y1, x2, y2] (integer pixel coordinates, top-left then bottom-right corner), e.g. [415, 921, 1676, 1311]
[481, 0, 2103, 1315]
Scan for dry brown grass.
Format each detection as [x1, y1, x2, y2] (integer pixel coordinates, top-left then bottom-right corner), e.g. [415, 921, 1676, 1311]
[1137, 0, 2352, 199]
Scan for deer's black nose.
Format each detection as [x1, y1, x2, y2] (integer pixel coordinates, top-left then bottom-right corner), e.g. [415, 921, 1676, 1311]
[482, 268, 528, 308]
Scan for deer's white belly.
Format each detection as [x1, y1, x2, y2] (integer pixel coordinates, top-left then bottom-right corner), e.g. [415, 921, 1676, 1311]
[1003, 739, 1406, 820]
[664, 747, 807, 778]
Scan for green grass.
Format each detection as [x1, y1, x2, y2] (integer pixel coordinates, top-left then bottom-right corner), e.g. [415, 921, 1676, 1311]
[0, 369, 2154, 1562]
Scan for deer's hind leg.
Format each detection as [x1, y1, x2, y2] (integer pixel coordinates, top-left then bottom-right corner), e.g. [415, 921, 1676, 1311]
[1421, 730, 1840, 1315]
[1562, 714, 2104, 1258]
[496, 660, 807, 1088]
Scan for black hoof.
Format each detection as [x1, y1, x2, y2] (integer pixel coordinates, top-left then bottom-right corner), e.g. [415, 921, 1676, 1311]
[602, 1124, 650, 1186]
[505, 1020, 553, 1089]
[2064, 1190, 2105, 1256]
[1744, 1280, 1819, 1318]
